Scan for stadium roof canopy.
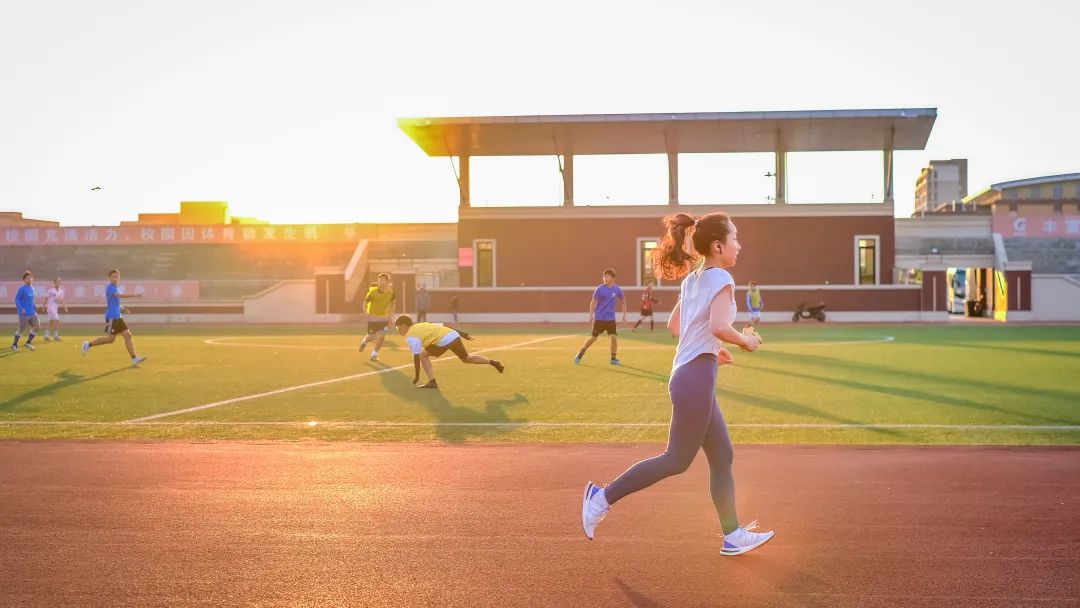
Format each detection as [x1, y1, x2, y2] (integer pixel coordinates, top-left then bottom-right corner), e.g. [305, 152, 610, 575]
[398, 108, 937, 157]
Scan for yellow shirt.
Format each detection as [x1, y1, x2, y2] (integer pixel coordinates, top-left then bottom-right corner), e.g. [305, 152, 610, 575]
[748, 290, 763, 309]
[405, 322, 456, 354]
[365, 286, 395, 317]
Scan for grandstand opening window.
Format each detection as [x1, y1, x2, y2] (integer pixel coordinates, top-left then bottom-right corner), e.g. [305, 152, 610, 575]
[854, 235, 880, 285]
[1053, 184, 1063, 200]
[474, 240, 495, 287]
[416, 272, 438, 289]
[636, 238, 660, 286]
[1029, 186, 1041, 199]
[1006, 189, 1019, 200]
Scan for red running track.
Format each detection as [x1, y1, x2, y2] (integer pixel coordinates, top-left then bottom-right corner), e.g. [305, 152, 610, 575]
[1, 443, 1078, 607]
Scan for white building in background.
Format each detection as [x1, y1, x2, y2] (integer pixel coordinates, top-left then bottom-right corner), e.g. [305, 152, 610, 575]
[915, 159, 968, 214]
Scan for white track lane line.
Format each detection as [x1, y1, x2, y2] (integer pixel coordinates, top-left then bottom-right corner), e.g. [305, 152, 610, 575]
[4, 422, 1077, 431]
[126, 334, 576, 423]
[203, 336, 897, 350]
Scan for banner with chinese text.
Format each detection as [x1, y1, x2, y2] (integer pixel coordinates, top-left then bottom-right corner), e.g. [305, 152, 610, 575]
[0, 281, 200, 303]
[992, 215, 1080, 238]
[0, 225, 364, 246]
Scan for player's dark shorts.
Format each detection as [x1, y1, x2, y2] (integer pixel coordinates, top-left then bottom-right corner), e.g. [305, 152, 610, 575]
[591, 320, 618, 337]
[367, 320, 388, 334]
[426, 337, 469, 360]
[639, 306, 654, 317]
[105, 318, 129, 335]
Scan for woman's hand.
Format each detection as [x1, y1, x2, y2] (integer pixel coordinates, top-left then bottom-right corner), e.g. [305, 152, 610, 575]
[739, 334, 760, 352]
[717, 347, 735, 365]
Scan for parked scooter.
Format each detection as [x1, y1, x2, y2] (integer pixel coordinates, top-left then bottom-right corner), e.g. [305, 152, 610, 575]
[792, 302, 827, 322]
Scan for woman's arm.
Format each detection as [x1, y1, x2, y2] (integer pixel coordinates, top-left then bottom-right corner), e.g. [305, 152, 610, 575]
[666, 301, 682, 337]
[709, 286, 758, 351]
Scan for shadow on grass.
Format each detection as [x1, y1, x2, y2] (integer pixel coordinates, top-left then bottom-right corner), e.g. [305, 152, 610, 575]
[755, 348, 1079, 413]
[749, 362, 1071, 426]
[376, 361, 528, 442]
[0, 368, 130, 412]
[908, 340, 1080, 361]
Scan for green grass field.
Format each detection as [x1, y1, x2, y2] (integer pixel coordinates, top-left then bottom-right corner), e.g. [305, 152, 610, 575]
[1, 324, 1078, 444]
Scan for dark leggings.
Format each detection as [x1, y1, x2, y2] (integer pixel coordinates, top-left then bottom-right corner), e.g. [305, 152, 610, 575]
[603, 353, 739, 533]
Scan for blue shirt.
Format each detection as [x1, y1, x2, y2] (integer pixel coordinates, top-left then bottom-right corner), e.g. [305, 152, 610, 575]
[592, 284, 624, 321]
[105, 284, 123, 320]
[15, 284, 37, 316]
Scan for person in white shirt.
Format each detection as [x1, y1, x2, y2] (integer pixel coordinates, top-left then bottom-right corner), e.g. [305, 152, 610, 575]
[581, 211, 774, 557]
[43, 278, 68, 342]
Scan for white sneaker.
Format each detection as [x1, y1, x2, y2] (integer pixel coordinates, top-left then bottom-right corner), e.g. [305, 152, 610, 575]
[370, 351, 379, 361]
[43, 336, 52, 342]
[10, 344, 17, 352]
[132, 355, 147, 367]
[54, 336, 62, 342]
[581, 482, 609, 540]
[24, 343, 35, 351]
[81, 341, 90, 356]
[721, 521, 774, 556]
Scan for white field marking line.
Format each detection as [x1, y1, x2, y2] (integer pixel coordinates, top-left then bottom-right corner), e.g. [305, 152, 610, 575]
[202, 335, 897, 350]
[5, 421, 1079, 431]
[126, 334, 576, 423]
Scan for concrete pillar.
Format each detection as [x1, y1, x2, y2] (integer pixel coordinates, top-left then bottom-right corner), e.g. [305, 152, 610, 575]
[667, 152, 679, 205]
[883, 127, 895, 204]
[774, 151, 787, 204]
[562, 154, 574, 206]
[458, 155, 470, 208]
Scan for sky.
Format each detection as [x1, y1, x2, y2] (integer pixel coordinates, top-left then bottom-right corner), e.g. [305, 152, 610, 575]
[2, 0, 1077, 226]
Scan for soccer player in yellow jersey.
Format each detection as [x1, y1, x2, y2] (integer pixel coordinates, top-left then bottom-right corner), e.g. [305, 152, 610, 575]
[745, 281, 764, 327]
[394, 315, 504, 390]
[359, 273, 396, 361]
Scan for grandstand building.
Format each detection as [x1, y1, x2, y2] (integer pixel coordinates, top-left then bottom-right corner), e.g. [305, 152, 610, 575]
[400, 108, 951, 322]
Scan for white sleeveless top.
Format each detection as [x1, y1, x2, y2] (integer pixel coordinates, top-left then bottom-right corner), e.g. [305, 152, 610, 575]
[672, 267, 736, 372]
[46, 287, 63, 308]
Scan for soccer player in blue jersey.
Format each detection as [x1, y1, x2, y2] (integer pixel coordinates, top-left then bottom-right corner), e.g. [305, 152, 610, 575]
[574, 268, 627, 365]
[81, 269, 147, 367]
[11, 271, 40, 352]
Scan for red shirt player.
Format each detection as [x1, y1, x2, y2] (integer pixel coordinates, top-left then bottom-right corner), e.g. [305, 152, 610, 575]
[632, 279, 659, 333]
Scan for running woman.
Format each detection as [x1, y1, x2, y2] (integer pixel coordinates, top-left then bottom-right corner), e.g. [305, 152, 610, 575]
[43, 278, 68, 341]
[359, 273, 395, 361]
[631, 278, 660, 333]
[581, 212, 774, 556]
[12, 271, 39, 352]
[81, 269, 147, 367]
[574, 269, 626, 365]
[746, 281, 764, 327]
[393, 315, 504, 390]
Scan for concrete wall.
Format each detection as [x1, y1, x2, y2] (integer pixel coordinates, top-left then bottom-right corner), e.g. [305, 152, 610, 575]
[1032, 274, 1080, 321]
[459, 206, 895, 287]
